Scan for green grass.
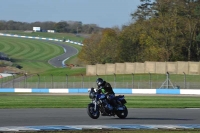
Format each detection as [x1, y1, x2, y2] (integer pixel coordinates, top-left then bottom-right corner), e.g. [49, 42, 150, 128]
[39, 67, 86, 76]
[0, 94, 199, 108]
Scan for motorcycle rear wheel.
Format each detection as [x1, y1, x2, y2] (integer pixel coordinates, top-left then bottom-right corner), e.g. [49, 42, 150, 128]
[116, 106, 128, 119]
[87, 104, 100, 119]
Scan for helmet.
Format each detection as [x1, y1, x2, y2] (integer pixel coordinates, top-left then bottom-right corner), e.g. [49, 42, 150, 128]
[96, 78, 104, 87]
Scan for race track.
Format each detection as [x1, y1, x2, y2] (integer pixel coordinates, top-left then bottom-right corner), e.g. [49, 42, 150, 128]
[47, 41, 78, 67]
[0, 108, 199, 127]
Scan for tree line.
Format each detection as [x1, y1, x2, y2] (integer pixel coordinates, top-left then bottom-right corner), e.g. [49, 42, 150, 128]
[78, 0, 200, 64]
[0, 20, 103, 34]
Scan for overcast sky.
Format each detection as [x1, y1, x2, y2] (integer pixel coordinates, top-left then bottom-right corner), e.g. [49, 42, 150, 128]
[0, 0, 141, 28]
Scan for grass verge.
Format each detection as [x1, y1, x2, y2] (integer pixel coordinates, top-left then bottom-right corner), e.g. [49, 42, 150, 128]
[0, 94, 199, 109]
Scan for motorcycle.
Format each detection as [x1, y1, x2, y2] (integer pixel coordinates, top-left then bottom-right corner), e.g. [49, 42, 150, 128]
[87, 88, 128, 119]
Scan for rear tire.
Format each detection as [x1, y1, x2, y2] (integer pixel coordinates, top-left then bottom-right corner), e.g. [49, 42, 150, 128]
[87, 104, 100, 119]
[116, 106, 128, 119]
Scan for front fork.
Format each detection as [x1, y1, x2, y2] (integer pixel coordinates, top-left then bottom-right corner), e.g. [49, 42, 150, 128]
[92, 98, 97, 111]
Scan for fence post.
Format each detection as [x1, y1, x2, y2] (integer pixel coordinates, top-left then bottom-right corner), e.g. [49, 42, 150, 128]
[24, 73, 27, 88]
[0, 74, 2, 88]
[66, 74, 68, 88]
[183, 72, 186, 89]
[37, 74, 40, 88]
[167, 72, 169, 89]
[132, 73, 134, 89]
[81, 74, 84, 88]
[114, 73, 116, 88]
[51, 74, 53, 88]
[12, 74, 14, 88]
[149, 72, 152, 89]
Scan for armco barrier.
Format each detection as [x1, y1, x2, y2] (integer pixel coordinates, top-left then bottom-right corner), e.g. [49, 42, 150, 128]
[0, 88, 200, 95]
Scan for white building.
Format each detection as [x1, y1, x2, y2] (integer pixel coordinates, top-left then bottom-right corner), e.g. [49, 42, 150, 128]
[33, 27, 41, 32]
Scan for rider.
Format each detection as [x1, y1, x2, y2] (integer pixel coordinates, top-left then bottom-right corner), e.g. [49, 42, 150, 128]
[96, 78, 118, 110]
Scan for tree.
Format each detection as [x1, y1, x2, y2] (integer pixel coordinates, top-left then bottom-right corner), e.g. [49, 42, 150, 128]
[78, 32, 102, 64]
[118, 23, 142, 62]
[150, 0, 186, 61]
[54, 21, 69, 32]
[178, 1, 200, 61]
[98, 28, 119, 63]
[78, 28, 119, 64]
[131, 0, 154, 20]
[129, 0, 200, 61]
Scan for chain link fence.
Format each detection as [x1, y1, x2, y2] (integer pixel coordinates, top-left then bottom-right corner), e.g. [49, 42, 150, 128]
[1, 73, 200, 89]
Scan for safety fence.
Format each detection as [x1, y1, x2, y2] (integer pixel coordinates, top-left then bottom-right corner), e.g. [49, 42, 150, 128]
[1, 81, 200, 89]
[1, 73, 200, 89]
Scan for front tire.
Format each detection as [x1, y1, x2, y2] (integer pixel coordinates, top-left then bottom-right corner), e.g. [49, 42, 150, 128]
[116, 106, 128, 119]
[87, 103, 100, 119]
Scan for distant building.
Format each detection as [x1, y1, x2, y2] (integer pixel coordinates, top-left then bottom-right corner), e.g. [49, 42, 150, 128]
[47, 30, 55, 33]
[33, 27, 41, 32]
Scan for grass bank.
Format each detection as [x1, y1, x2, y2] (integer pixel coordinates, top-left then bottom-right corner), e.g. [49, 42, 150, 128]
[0, 36, 85, 74]
[0, 36, 63, 73]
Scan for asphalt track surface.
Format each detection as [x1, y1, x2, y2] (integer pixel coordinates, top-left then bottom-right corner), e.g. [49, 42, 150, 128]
[47, 41, 78, 67]
[0, 108, 199, 127]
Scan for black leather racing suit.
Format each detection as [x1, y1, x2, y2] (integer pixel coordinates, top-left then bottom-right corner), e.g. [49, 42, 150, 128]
[97, 81, 117, 109]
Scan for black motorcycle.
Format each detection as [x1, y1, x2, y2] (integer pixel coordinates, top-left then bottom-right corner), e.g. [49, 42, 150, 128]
[87, 88, 128, 119]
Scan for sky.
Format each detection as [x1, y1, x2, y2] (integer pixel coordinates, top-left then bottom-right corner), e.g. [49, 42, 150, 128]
[0, 0, 142, 28]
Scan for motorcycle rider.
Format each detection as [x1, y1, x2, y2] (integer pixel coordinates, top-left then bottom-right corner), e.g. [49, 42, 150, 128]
[96, 78, 118, 112]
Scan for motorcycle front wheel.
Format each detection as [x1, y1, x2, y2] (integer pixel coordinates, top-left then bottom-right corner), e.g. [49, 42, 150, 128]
[116, 105, 128, 119]
[87, 103, 100, 119]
